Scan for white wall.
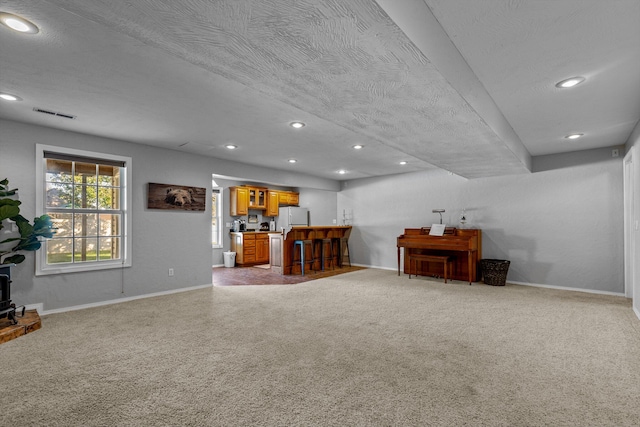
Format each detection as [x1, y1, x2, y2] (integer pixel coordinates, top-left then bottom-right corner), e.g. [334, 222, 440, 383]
[338, 148, 625, 294]
[301, 188, 339, 226]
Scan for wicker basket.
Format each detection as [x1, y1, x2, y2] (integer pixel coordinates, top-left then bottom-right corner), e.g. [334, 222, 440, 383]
[481, 259, 510, 286]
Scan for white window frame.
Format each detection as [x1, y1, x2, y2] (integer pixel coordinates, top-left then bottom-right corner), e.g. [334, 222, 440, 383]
[212, 186, 222, 248]
[35, 144, 132, 275]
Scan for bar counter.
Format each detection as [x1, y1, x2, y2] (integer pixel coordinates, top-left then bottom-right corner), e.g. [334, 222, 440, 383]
[269, 226, 352, 275]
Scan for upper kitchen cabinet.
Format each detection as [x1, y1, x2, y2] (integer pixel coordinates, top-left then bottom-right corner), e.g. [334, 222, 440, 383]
[249, 187, 267, 209]
[279, 191, 299, 206]
[231, 186, 298, 215]
[266, 191, 279, 217]
[230, 186, 249, 216]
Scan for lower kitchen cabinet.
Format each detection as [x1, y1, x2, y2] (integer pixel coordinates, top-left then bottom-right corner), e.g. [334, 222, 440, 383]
[230, 232, 269, 265]
[255, 233, 269, 264]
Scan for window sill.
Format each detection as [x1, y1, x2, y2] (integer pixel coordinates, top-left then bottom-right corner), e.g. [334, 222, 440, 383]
[36, 260, 131, 276]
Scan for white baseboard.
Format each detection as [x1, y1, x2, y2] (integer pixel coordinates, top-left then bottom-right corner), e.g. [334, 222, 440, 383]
[634, 305, 640, 321]
[40, 283, 213, 316]
[501, 280, 626, 297]
[25, 303, 43, 313]
[365, 263, 627, 297]
[354, 263, 394, 271]
[212, 264, 225, 268]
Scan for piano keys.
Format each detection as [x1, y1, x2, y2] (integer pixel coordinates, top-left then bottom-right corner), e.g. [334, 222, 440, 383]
[397, 227, 482, 284]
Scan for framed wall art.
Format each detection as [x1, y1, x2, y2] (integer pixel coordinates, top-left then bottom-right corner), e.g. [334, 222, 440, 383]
[147, 182, 206, 211]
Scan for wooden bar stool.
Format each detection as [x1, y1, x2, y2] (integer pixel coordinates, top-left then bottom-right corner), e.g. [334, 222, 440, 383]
[293, 239, 315, 276]
[332, 227, 352, 268]
[339, 237, 351, 267]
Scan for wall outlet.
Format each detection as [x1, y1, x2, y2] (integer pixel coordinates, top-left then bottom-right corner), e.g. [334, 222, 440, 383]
[612, 149, 619, 158]
[168, 268, 174, 277]
[332, 218, 337, 224]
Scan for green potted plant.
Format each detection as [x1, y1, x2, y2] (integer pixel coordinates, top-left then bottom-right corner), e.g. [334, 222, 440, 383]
[0, 178, 55, 270]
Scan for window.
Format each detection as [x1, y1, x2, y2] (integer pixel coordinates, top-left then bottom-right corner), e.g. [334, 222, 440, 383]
[36, 145, 132, 275]
[211, 185, 222, 248]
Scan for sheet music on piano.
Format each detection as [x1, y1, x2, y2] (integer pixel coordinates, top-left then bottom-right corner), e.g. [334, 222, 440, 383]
[428, 224, 446, 236]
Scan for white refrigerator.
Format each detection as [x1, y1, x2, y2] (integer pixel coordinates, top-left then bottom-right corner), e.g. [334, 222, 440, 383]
[278, 207, 309, 228]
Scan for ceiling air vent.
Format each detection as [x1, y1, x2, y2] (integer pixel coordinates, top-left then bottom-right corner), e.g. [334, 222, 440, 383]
[33, 107, 76, 120]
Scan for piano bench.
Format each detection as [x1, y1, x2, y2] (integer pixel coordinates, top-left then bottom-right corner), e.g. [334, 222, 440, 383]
[408, 255, 453, 283]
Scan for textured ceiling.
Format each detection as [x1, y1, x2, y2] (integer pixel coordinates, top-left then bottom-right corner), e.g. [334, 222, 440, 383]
[0, 0, 638, 181]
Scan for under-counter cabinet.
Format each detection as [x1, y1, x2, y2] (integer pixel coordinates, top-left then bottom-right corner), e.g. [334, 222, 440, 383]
[230, 232, 269, 265]
[255, 233, 269, 264]
[230, 232, 254, 264]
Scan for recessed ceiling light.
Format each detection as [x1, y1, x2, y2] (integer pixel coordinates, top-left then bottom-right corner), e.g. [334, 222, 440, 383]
[555, 76, 585, 88]
[290, 122, 305, 129]
[0, 12, 39, 34]
[399, 161, 408, 165]
[337, 170, 347, 175]
[225, 144, 237, 149]
[0, 93, 22, 101]
[565, 133, 583, 139]
[353, 144, 364, 150]
[288, 159, 297, 163]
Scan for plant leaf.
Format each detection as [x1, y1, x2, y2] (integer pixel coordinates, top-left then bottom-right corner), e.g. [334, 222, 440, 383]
[2, 254, 25, 265]
[0, 205, 20, 222]
[33, 215, 56, 238]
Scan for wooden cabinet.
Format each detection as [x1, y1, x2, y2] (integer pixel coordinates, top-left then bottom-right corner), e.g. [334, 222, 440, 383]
[230, 232, 255, 264]
[288, 192, 299, 206]
[231, 186, 298, 214]
[255, 233, 269, 264]
[230, 232, 269, 265]
[230, 186, 249, 216]
[266, 191, 279, 217]
[278, 191, 299, 206]
[248, 187, 267, 209]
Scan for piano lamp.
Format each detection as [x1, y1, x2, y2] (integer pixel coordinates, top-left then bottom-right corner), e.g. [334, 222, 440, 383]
[432, 209, 445, 224]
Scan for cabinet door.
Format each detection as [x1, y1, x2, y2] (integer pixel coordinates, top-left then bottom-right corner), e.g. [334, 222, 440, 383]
[288, 192, 299, 206]
[266, 191, 279, 216]
[256, 235, 269, 263]
[230, 187, 249, 216]
[257, 189, 266, 208]
[278, 191, 300, 206]
[249, 187, 267, 209]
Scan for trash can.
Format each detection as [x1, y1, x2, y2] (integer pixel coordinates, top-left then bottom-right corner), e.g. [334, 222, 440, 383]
[481, 259, 510, 286]
[223, 251, 236, 268]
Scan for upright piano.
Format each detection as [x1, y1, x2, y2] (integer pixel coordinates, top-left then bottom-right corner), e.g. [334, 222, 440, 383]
[397, 227, 482, 284]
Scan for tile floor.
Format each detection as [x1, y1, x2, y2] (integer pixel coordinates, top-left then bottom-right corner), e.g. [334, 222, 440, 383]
[213, 264, 366, 286]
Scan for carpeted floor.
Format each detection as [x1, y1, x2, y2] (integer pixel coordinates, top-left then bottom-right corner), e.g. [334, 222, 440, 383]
[2, 269, 639, 426]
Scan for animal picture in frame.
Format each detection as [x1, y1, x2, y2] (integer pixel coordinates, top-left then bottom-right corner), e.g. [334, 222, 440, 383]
[147, 183, 206, 211]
